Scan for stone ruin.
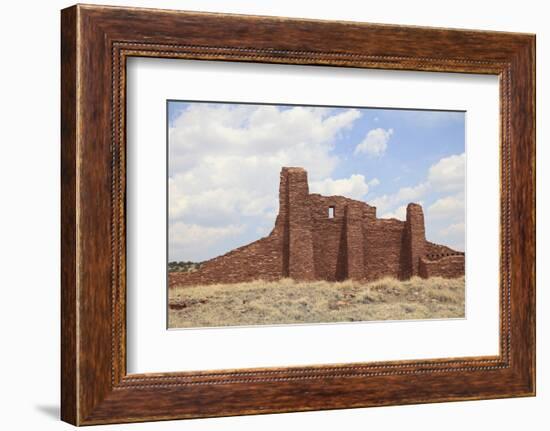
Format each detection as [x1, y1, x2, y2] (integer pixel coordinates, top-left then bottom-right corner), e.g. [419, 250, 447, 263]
[170, 167, 465, 287]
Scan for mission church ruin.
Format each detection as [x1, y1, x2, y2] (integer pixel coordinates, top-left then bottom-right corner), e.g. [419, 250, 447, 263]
[170, 167, 464, 288]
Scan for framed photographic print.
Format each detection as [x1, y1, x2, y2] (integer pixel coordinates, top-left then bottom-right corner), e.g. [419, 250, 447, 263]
[61, 4, 535, 425]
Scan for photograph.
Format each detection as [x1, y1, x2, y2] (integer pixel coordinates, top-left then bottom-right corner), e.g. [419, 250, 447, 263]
[167, 101, 466, 328]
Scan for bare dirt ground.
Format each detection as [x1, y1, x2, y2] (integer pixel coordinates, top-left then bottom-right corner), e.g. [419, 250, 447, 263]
[168, 276, 465, 328]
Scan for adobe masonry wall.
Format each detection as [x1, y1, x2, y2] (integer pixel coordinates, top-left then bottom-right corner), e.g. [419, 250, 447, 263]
[170, 167, 465, 288]
[419, 255, 465, 279]
[364, 218, 406, 281]
[168, 234, 283, 288]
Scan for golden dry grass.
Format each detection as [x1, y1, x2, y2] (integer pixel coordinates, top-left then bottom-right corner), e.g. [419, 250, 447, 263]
[168, 276, 465, 329]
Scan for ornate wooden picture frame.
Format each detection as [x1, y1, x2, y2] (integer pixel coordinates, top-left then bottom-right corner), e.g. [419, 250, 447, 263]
[61, 4, 535, 425]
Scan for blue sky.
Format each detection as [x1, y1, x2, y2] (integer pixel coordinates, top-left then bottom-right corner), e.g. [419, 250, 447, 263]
[168, 101, 465, 262]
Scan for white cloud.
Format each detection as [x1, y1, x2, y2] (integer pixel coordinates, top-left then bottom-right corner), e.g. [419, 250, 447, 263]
[169, 222, 245, 262]
[369, 152, 465, 251]
[424, 193, 465, 251]
[370, 182, 430, 214]
[169, 105, 360, 177]
[370, 153, 465, 216]
[428, 153, 465, 192]
[437, 222, 465, 252]
[169, 104, 362, 260]
[440, 222, 465, 237]
[381, 205, 407, 221]
[354, 127, 393, 157]
[310, 174, 372, 200]
[380, 200, 425, 221]
[368, 178, 380, 187]
[427, 194, 465, 220]
[171, 223, 245, 246]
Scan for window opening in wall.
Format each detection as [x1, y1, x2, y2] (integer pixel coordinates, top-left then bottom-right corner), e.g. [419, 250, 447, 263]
[328, 206, 335, 218]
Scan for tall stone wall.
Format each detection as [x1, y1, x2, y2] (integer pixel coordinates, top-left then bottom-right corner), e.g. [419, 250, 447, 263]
[170, 167, 465, 287]
[401, 203, 426, 279]
[308, 194, 370, 281]
[168, 234, 283, 288]
[284, 168, 315, 281]
[345, 202, 366, 280]
[363, 218, 406, 281]
[311, 217, 346, 281]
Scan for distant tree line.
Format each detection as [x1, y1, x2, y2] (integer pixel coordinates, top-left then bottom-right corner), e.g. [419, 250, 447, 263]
[168, 261, 202, 273]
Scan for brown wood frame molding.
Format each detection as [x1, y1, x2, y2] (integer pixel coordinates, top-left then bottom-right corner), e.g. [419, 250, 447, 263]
[61, 4, 535, 426]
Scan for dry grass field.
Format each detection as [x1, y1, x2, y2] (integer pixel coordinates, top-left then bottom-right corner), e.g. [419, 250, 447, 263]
[168, 276, 465, 328]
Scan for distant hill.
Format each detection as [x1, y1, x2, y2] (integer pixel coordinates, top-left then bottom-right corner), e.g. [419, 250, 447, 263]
[168, 261, 202, 273]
